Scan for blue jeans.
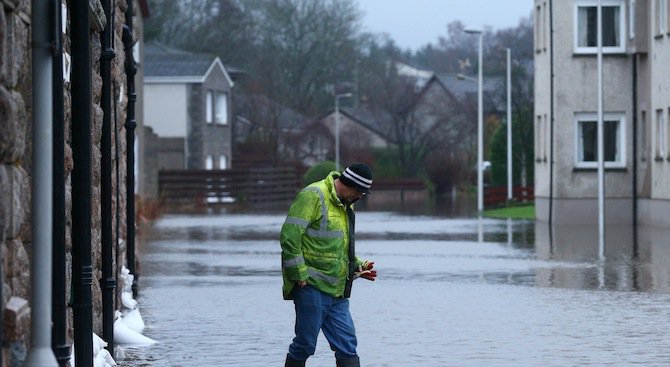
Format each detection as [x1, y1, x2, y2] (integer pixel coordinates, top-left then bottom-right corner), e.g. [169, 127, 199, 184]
[288, 285, 358, 362]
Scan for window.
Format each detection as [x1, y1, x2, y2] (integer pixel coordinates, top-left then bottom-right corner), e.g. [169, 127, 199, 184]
[629, 0, 636, 40]
[574, 0, 626, 54]
[206, 155, 214, 170]
[543, 114, 549, 161]
[215, 93, 228, 124]
[656, 109, 665, 159]
[656, 0, 666, 35]
[575, 112, 626, 168]
[640, 110, 647, 161]
[535, 5, 543, 52]
[206, 91, 213, 123]
[536, 115, 543, 162]
[542, 2, 548, 50]
[219, 155, 228, 169]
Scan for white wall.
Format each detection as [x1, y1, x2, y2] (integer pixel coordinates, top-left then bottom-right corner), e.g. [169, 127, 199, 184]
[144, 83, 188, 137]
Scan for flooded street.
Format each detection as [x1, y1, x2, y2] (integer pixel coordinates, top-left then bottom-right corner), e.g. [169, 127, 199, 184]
[121, 212, 670, 366]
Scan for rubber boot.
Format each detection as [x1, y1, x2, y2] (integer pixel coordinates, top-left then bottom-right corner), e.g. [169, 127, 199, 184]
[336, 355, 360, 367]
[285, 354, 306, 367]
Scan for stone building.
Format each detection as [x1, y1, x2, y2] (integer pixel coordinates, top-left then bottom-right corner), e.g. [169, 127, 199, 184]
[535, 0, 670, 227]
[0, 0, 148, 365]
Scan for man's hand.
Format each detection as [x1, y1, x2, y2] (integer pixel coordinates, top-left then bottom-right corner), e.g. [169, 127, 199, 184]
[296, 280, 307, 288]
[354, 261, 377, 281]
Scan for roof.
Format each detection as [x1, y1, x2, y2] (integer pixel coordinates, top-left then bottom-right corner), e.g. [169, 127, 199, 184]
[435, 74, 501, 99]
[436, 73, 504, 111]
[234, 93, 310, 131]
[143, 43, 234, 86]
[336, 106, 399, 144]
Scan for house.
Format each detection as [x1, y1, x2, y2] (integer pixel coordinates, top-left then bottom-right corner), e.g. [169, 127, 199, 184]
[321, 75, 465, 171]
[233, 93, 329, 167]
[534, 0, 670, 227]
[141, 43, 234, 197]
[1, 0, 149, 365]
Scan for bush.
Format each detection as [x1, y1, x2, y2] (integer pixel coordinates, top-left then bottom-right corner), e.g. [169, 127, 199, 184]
[303, 161, 337, 186]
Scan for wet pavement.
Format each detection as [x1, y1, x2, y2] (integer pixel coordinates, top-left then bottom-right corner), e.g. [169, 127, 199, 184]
[120, 212, 670, 366]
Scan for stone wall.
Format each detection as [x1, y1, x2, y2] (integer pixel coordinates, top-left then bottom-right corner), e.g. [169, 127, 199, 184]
[0, 0, 139, 365]
[1, 1, 37, 364]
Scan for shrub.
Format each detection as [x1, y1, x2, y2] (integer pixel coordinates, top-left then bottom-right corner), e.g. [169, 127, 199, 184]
[303, 161, 337, 186]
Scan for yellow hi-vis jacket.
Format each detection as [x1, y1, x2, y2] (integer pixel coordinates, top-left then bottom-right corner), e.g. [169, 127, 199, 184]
[280, 171, 363, 300]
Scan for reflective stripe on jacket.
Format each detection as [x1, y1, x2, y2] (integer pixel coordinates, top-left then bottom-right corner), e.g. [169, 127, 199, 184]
[280, 171, 361, 299]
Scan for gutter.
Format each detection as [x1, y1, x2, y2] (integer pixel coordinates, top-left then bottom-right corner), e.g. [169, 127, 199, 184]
[71, 0, 95, 365]
[124, 0, 139, 297]
[632, 55, 638, 258]
[24, 0, 58, 364]
[548, 0, 555, 230]
[51, 0, 71, 365]
[100, 0, 117, 353]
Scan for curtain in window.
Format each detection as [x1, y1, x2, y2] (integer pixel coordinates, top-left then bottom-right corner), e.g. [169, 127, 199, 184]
[603, 6, 619, 47]
[579, 5, 620, 48]
[578, 6, 595, 47]
[581, 120, 619, 162]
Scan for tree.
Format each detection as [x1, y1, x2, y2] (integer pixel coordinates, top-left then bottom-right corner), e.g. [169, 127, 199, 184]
[145, 0, 256, 67]
[245, 0, 362, 115]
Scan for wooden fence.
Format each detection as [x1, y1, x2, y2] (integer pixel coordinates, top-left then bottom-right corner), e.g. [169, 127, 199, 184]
[158, 167, 300, 208]
[484, 186, 534, 207]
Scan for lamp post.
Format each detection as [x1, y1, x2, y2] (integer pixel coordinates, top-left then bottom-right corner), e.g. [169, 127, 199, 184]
[335, 92, 353, 171]
[465, 27, 484, 212]
[507, 48, 513, 201]
[596, 0, 605, 259]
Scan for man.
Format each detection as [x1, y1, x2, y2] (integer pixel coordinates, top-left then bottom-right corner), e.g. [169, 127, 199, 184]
[280, 163, 377, 367]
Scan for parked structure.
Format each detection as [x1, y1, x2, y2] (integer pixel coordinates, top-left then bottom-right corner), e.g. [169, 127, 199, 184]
[0, 0, 148, 366]
[535, 0, 670, 227]
[141, 42, 234, 198]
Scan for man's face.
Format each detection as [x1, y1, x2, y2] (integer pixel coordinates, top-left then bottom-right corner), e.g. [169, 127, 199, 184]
[339, 184, 366, 205]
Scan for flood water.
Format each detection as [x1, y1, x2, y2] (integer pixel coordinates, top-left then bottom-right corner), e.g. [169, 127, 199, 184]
[120, 211, 670, 366]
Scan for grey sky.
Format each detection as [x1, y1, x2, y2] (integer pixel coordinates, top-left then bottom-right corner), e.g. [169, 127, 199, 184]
[356, 0, 533, 51]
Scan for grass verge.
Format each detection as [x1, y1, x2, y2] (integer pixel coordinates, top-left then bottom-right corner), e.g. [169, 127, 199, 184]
[483, 204, 535, 220]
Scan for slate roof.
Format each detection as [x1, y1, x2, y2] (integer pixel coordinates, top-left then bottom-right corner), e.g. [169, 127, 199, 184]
[234, 93, 310, 131]
[337, 106, 398, 144]
[436, 73, 505, 111]
[436, 74, 501, 99]
[144, 42, 216, 78]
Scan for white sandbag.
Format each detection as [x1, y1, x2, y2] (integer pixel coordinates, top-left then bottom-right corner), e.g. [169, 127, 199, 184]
[93, 332, 107, 355]
[94, 348, 117, 367]
[114, 318, 157, 346]
[121, 308, 145, 333]
[121, 291, 138, 310]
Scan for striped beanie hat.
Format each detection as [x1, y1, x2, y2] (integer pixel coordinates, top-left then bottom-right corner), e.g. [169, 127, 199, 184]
[340, 163, 373, 193]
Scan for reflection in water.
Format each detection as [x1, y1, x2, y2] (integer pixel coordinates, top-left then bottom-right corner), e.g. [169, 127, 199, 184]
[534, 222, 670, 293]
[124, 213, 670, 366]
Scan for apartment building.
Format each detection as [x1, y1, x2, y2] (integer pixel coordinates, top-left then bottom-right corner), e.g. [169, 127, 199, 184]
[535, 0, 670, 227]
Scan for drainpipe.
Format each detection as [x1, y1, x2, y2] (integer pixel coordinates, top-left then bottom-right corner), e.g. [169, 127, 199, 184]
[24, 0, 58, 365]
[548, 0, 555, 232]
[123, 0, 138, 297]
[71, 0, 94, 365]
[101, 0, 117, 353]
[632, 55, 638, 258]
[51, 0, 71, 366]
[114, 83, 121, 311]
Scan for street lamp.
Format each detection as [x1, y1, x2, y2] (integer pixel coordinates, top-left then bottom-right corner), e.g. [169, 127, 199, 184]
[334, 92, 352, 171]
[464, 27, 484, 213]
[506, 48, 512, 201]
